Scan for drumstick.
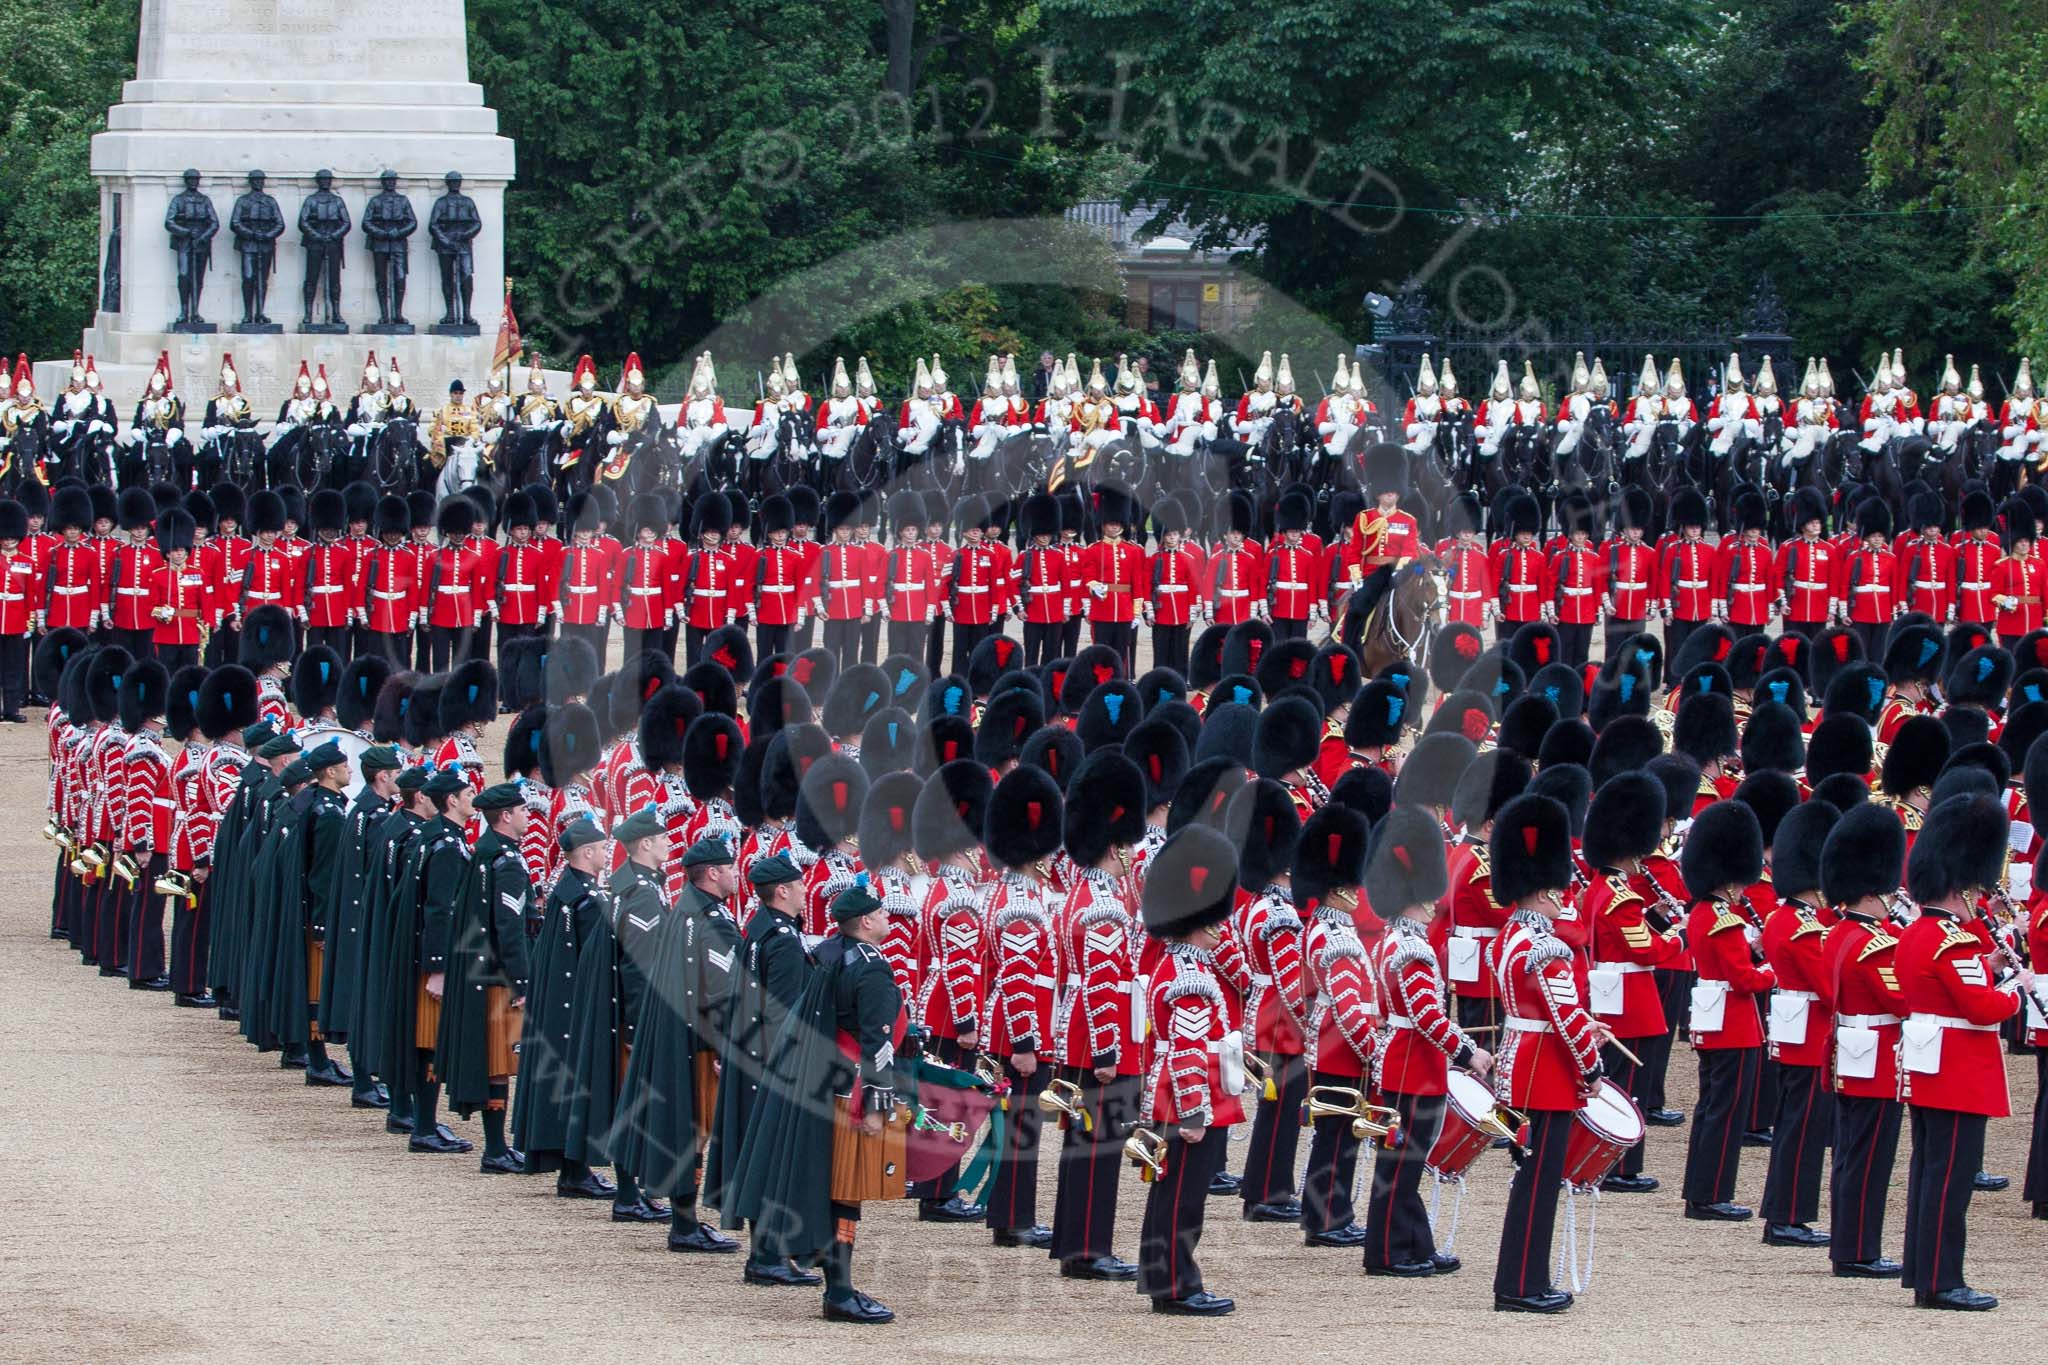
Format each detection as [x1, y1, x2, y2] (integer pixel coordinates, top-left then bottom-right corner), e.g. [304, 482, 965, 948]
[1461, 1025, 1500, 1034]
[1605, 1037, 1643, 1067]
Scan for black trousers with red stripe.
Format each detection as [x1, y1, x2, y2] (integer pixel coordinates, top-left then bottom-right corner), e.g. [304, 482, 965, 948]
[1138, 1124, 1229, 1302]
[50, 855, 70, 940]
[1830, 1092, 1903, 1265]
[170, 874, 212, 997]
[1239, 1049, 1309, 1207]
[125, 854, 169, 982]
[984, 1058, 1049, 1234]
[1363, 1088, 1446, 1267]
[1760, 1060, 1832, 1226]
[1047, 1068, 1140, 1265]
[1302, 1067, 1365, 1237]
[2025, 1051, 2048, 1208]
[1021, 621, 1060, 670]
[1683, 1045, 1760, 1206]
[1494, 1107, 1572, 1298]
[1603, 1043, 1650, 1177]
[96, 869, 126, 971]
[1902, 1104, 1987, 1294]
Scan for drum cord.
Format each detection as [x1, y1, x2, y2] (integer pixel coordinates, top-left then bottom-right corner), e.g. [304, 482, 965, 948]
[1554, 1184, 1600, 1295]
[1426, 1172, 1466, 1254]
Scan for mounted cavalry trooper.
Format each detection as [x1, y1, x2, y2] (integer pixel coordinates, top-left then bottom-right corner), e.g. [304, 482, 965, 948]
[1401, 353, 1446, 455]
[899, 357, 944, 460]
[345, 351, 390, 448]
[1069, 358, 1123, 456]
[967, 354, 1031, 463]
[1234, 350, 1286, 448]
[814, 357, 871, 462]
[1660, 356, 1698, 438]
[123, 353, 187, 476]
[1860, 347, 1923, 453]
[1553, 352, 1610, 460]
[1317, 353, 1370, 457]
[1622, 354, 1663, 463]
[744, 359, 788, 460]
[1782, 358, 1837, 469]
[2000, 358, 2043, 466]
[1112, 354, 1164, 453]
[1706, 352, 1759, 462]
[52, 351, 116, 480]
[1750, 356, 1785, 447]
[1035, 353, 1077, 437]
[1163, 351, 1221, 458]
[674, 352, 730, 465]
[926, 353, 964, 446]
[1928, 354, 1986, 455]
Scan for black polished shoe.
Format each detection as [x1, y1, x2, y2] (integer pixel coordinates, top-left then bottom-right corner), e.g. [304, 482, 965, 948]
[1429, 1252, 1462, 1274]
[1243, 1199, 1303, 1223]
[1644, 1108, 1685, 1127]
[1366, 1260, 1436, 1277]
[1151, 1290, 1234, 1316]
[1832, 1257, 1902, 1278]
[611, 1198, 668, 1223]
[217, 1004, 241, 1022]
[1304, 1222, 1369, 1248]
[1495, 1289, 1573, 1313]
[669, 1223, 740, 1253]
[1684, 1201, 1753, 1221]
[408, 1129, 473, 1154]
[916, 1195, 985, 1223]
[98, 964, 123, 978]
[1972, 1170, 2010, 1192]
[1920, 1286, 1998, 1311]
[304, 1060, 353, 1087]
[556, 1171, 617, 1200]
[1762, 1222, 1830, 1248]
[1741, 1128, 1774, 1148]
[280, 1050, 308, 1070]
[822, 1290, 895, 1324]
[480, 1150, 526, 1175]
[350, 1088, 391, 1110]
[2033, 1202, 2048, 1221]
[1207, 1170, 1242, 1196]
[174, 992, 217, 1009]
[129, 975, 173, 991]
[991, 1224, 1052, 1248]
[743, 1260, 821, 1287]
[1599, 1173, 1659, 1194]
[1060, 1254, 1139, 1280]
[385, 1114, 414, 1135]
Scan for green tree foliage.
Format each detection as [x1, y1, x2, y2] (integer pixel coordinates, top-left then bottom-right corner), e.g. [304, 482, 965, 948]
[0, 0, 133, 358]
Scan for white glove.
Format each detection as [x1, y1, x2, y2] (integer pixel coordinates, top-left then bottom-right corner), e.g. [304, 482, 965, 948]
[52, 420, 75, 436]
[88, 421, 109, 436]
[606, 431, 626, 447]
[166, 427, 185, 445]
[274, 422, 298, 437]
[347, 424, 369, 439]
[796, 609, 810, 629]
[483, 429, 503, 446]
[593, 605, 610, 626]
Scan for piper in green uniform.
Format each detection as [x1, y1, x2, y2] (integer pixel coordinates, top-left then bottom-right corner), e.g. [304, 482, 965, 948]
[707, 852, 822, 1287]
[318, 744, 404, 1111]
[266, 741, 353, 1087]
[359, 763, 434, 1134]
[614, 834, 745, 1253]
[730, 879, 904, 1324]
[227, 729, 299, 1045]
[514, 814, 617, 1199]
[236, 736, 307, 1058]
[203, 714, 276, 1020]
[379, 767, 476, 1154]
[434, 781, 534, 1173]
[561, 804, 670, 1221]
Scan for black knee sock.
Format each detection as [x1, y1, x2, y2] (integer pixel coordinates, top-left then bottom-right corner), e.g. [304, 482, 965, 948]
[746, 1218, 775, 1267]
[413, 1073, 441, 1135]
[307, 1039, 331, 1070]
[823, 1238, 855, 1301]
[615, 1170, 643, 1207]
[349, 1045, 377, 1097]
[483, 1084, 509, 1158]
[671, 1203, 698, 1234]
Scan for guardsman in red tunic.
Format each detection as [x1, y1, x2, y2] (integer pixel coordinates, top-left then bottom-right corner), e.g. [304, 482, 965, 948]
[556, 493, 614, 672]
[942, 496, 1001, 672]
[1662, 486, 1715, 660]
[118, 661, 173, 989]
[1895, 492, 1955, 624]
[361, 495, 419, 665]
[681, 490, 742, 664]
[1836, 498, 1898, 660]
[750, 494, 804, 659]
[815, 495, 871, 669]
[146, 511, 206, 672]
[1954, 490, 2001, 626]
[1363, 808, 1489, 1269]
[1603, 488, 1658, 659]
[1440, 759, 1518, 1034]
[1229, 780, 1308, 1220]
[1776, 488, 1838, 639]
[420, 497, 483, 672]
[1146, 497, 1200, 676]
[1083, 488, 1147, 671]
[1058, 490, 1088, 656]
[1548, 493, 1602, 667]
[1204, 494, 1263, 628]
[1583, 773, 1685, 1191]
[1015, 492, 1067, 669]
[1717, 491, 1777, 631]
[492, 491, 551, 672]
[236, 489, 299, 632]
[1896, 794, 2030, 1309]
[1436, 494, 1493, 630]
[301, 488, 359, 660]
[0, 500, 39, 718]
[1991, 508, 2045, 647]
[1496, 493, 1548, 630]
[1047, 754, 1147, 1278]
[1487, 795, 1607, 1314]
[613, 492, 671, 663]
[1297, 807, 1383, 1248]
[1264, 491, 1321, 644]
[1351, 446, 1420, 581]
[106, 488, 164, 659]
[881, 490, 937, 662]
[196, 487, 243, 667]
[1754, 801, 1838, 1247]
[1135, 826, 1247, 1316]
[1680, 802, 1776, 1221]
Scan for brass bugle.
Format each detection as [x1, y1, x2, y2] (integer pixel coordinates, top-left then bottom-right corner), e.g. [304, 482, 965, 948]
[111, 852, 140, 888]
[1485, 1100, 1527, 1143]
[71, 842, 106, 877]
[911, 1106, 968, 1144]
[971, 1054, 1003, 1090]
[154, 868, 192, 901]
[1243, 1049, 1278, 1100]
[1124, 1126, 1167, 1182]
[1304, 1085, 1404, 1142]
[1038, 1078, 1088, 1125]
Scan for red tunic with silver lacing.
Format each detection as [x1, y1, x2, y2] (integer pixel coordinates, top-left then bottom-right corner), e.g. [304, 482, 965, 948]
[1373, 915, 1471, 1097]
[1142, 942, 1245, 1128]
[1053, 865, 1141, 1074]
[1304, 901, 1380, 1081]
[982, 869, 1056, 1057]
[1489, 908, 1602, 1112]
[1234, 884, 1308, 1055]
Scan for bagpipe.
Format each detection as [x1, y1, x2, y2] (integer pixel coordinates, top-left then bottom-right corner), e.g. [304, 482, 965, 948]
[829, 1041, 1002, 1203]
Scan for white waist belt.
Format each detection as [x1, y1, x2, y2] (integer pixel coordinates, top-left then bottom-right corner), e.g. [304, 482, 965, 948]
[1836, 1013, 1899, 1028]
[1909, 1011, 1998, 1031]
[1505, 1016, 1552, 1033]
[1591, 961, 1654, 975]
[1452, 926, 1499, 939]
[1615, 581, 1647, 591]
[1779, 989, 1819, 1002]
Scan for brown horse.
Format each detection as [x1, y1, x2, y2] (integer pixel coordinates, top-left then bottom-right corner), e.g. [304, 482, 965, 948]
[1341, 554, 1448, 678]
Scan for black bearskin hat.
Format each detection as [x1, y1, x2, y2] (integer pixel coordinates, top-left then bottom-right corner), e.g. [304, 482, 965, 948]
[1820, 800, 1905, 906]
[1740, 701, 1805, 774]
[857, 770, 923, 868]
[1393, 733, 1477, 811]
[1881, 714, 1950, 797]
[975, 687, 1044, 768]
[1489, 794, 1573, 904]
[1227, 778, 1301, 890]
[442, 658, 499, 731]
[1297, 803, 1373, 906]
[683, 713, 745, 798]
[539, 702, 602, 788]
[1252, 696, 1321, 779]
[1142, 825, 1240, 936]
[796, 751, 867, 850]
[859, 707, 916, 778]
[1583, 772, 1666, 869]
[1906, 794, 2009, 904]
[1680, 800, 1763, 900]
[986, 765, 1065, 869]
[1019, 723, 1084, 792]
[1733, 769, 1801, 846]
[1362, 805, 1448, 916]
[238, 604, 294, 671]
[639, 683, 698, 770]
[1771, 798, 1839, 901]
[197, 664, 259, 739]
[1077, 680, 1144, 754]
[1451, 749, 1531, 830]
[291, 645, 343, 717]
[1063, 750, 1148, 868]
[1674, 691, 1738, 764]
[1588, 714, 1663, 790]
[913, 758, 994, 860]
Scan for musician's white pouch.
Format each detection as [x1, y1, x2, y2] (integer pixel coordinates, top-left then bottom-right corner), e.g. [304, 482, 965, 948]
[1767, 993, 1810, 1046]
[1218, 1031, 1247, 1097]
[1587, 968, 1624, 1017]
[1900, 1019, 1943, 1075]
[1447, 936, 1482, 984]
[1835, 1026, 1879, 1080]
[1689, 980, 1728, 1034]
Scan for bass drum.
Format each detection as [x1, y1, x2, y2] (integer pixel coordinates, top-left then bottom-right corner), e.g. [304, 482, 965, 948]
[1562, 1077, 1645, 1190]
[294, 724, 374, 801]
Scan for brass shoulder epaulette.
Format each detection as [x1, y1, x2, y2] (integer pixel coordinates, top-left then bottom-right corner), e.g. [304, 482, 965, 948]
[1936, 922, 1980, 955]
[1324, 717, 1344, 741]
[1697, 775, 1719, 798]
[1712, 905, 1746, 935]
[1857, 929, 1898, 961]
[1602, 874, 1644, 912]
[1790, 915, 1827, 940]
[1470, 845, 1492, 879]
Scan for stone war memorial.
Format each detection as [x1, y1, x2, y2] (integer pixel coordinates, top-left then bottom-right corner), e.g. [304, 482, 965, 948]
[46, 0, 516, 407]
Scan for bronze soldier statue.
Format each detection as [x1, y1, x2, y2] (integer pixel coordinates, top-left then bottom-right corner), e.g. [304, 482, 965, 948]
[363, 171, 418, 330]
[428, 171, 481, 331]
[299, 169, 352, 330]
[165, 169, 219, 330]
[229, 170, 285, 329]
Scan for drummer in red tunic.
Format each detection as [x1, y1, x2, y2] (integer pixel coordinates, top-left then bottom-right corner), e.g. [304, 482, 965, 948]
[1581, 771, 1684, 1193]
[1486, 793, 1608, 1314]
[1365, 806, 1490, 1275]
